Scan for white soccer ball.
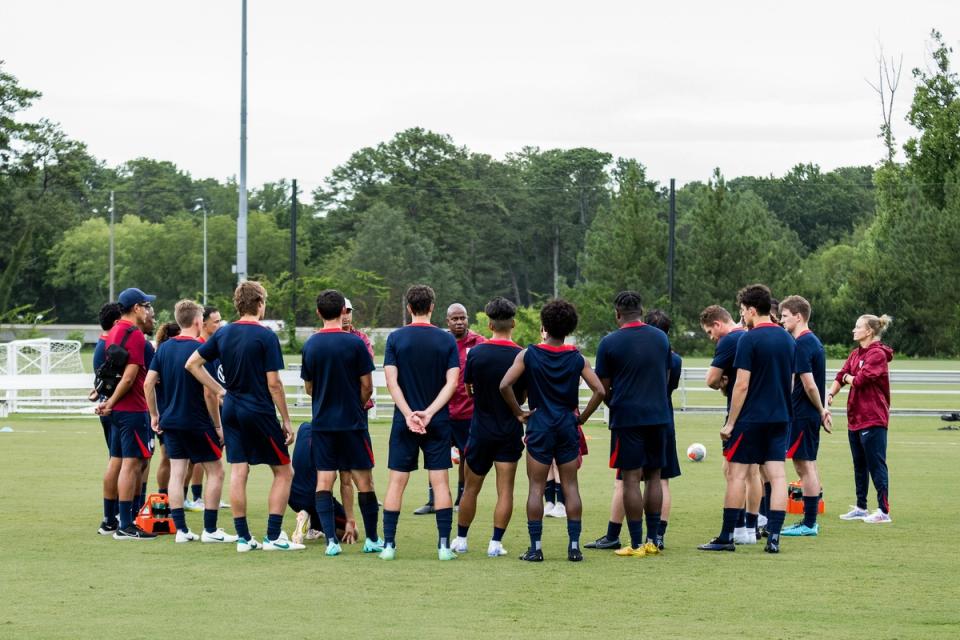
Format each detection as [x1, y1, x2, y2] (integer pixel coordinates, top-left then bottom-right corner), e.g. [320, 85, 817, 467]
[686, 442, 707, 462]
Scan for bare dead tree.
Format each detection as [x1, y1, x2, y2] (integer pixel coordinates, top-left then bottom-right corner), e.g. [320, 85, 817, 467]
[866, 44, 904, 164]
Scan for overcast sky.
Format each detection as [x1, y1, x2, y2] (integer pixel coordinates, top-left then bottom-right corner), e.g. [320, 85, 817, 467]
[3, 1, 958, 194]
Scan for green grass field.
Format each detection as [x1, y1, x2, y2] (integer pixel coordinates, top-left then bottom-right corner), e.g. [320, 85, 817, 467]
[1, 413, 958, 639]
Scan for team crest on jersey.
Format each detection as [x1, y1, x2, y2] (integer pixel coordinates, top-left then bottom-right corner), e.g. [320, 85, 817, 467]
[217, 364, 226, 384]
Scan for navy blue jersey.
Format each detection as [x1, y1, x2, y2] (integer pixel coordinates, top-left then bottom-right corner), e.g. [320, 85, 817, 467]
[792, 330, 826, 421]
[595, 322, 672, 428]
[93, 335, 107, 371]
[711, 328, 745, 412]
[463, 340, 525, 439]
[383, 323, 459, 426]
[144, 340, 155, 370]
[668, 351, 682, 412]
[733, 323, 796, 424]
[523, 344, 584, 434]
[290, 423, 316, 504]
[300, 329, 375, 432]
[196, 321, 284, 415]
[149, 336, 214, 431]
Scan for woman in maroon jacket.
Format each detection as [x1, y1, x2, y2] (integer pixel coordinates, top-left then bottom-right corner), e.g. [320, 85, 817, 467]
[827, 314, 894, 524]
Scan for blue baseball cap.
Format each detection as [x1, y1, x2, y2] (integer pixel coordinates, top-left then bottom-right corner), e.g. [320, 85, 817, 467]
[117, 287, 156, 311]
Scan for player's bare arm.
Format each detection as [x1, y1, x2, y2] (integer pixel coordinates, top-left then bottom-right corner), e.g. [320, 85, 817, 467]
[266, 370, 293, 444]
[721, 369, 751, 440]
[499, 349, 531, 423]
[384, 364, 423, 433]
[143, 369, 162, 434]
[577, 361, 605, 424]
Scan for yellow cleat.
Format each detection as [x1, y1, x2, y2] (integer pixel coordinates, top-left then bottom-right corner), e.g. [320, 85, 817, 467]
[614, 545, 647, 557]
[643, 542, 660, 556]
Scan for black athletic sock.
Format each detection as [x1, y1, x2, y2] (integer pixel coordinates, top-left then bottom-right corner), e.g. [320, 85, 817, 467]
[435, 507, 453, 549]
[383, 510, 399, 547]
[556, 483, 565, 505]
[203, 508, 218, 534]
[426, 483, 434, 506]
[119, 500, 133, 529]
[767, 510, 786, 545]
[316, 491, 338, 544]
[171, 507, 187, 533]
[234, 517, 251, 541]
[606, 520, 622, 541]
[492, 526, 506, 542]
[567, 519, 582, 549]
[358, 491, 379, 541]
[191, 484, 202, 501]
[745, 512, 759, 530]
[457, 524, 469, 538]
[802, 496, 819, 528]
[266, 513, 283, 542]
[103, 498, 118, 521]
[627, 520, 643, 548]
[658, 520, 668, 538]
[719, 507, 739, 543]
[528, 520, 543, 550]
[736, 508, 746, 528]
[158, 487, 167, 496]
[644, 512, 661, 544]
[545, 480, 556, 504]
[762, 482, 772, 519]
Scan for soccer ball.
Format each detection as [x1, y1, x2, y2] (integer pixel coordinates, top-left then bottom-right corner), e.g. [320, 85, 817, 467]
[686, 442, 707, 462]
[451, 446, 460, 465]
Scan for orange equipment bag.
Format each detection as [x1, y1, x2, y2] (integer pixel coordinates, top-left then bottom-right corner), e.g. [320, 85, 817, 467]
[786, 481, 825, 515]
[134, 493, 176, 534]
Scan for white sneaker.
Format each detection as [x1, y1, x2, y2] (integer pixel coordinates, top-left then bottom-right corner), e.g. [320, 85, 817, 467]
[201, 528, 239, 543]
[733, 527, 756, 545]
[175, 530, 199, 543]
[543, 502, 555, 517]
[758, 514, 768, 528]
[237, 537, 261, 553]
[292, 510, 309, 545]
[263, 535, 305, 551]
[218, 500, 231, 509]
[863, 510, 892, 524]
[548, 502, 567, 518]
[184, 498, 205, 513]
[450, 536, 469, 553]
[839, 506, 870, 521]
[305, 529, 325, 541]
[487, 540, 508, 557]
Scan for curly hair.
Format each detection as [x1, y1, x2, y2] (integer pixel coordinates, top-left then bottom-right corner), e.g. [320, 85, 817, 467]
[98, 302, 122, 331]
[540, 299, 578, 340]
[736, 284, 772, 316]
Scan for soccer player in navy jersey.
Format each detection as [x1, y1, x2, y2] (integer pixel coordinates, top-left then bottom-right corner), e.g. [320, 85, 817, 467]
[593, 292, 671, 558]
[94, 302, 123, 535]
[95, 288, 158, 540]
[300, 289, 381, 557]
[449, 297, 525, 557]
[699, 284, 795, 554]
[500, 299, 605, 562]
[289, 422, 350, 542]
[379, 285, 460, 561]
[779, 295, 832, 536]
[144, 300, 236, 544]
[187, 281, 303, 552]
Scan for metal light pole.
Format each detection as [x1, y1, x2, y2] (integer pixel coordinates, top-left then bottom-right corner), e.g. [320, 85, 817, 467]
[109, 190, 115, 301]
[236, 0, 249, 283]
[194, 198, 209, 304]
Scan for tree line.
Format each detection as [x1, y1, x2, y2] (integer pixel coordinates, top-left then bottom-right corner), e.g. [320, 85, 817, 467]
[2, 30, 959, 355]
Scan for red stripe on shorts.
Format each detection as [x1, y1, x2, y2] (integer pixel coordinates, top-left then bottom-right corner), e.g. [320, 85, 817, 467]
[363, 435, 375, 465]
[609, 435, 620, 468]
[723, 434, 744, 462]
[268, 436, 291, 465]
[786, 432, 803, 459]
[134, 432, 153, 459]
[205, 433, 223, 459]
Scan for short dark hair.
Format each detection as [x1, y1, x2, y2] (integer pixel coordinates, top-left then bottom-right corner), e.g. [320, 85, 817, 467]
[780, 295, 811, 321]
[540, 299, 578, 340]
[737, 284, 772, 316]
[202, 305, 219, 321]
[156, 322, 181, 345]
[405, 284, 435, 316]
[98, 302, 122, 331]
[769, 297, 780, 322]
[485, 296, 517, 332]
[614, 291, 644, 321]
[644, 308, 671, 335]
[316, 289, 346, 321]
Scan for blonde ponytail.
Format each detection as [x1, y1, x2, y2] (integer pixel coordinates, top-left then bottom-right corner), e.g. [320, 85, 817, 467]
[860, 314, 892, 338]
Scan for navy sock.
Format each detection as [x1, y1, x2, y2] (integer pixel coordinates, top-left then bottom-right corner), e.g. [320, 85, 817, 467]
[457, 524, 469, 538]
[234, 517, 251, 541]
[606, 520, 622, 541]
[358, 491, 380, 541]
[456, 482, 465, 505]
[719, 507, 739, 543]
[762, 482, 772, 518]
[567, 518, 581, 549]
[736, 508, 746, 528]
[527, 519, 543, 550]
[119, 500, 133, 529]
[556, 483, 565, 505]
[644, 512, 661, 543]
[745, 512, 759, 530]
[383, 509, 400, 547]
[627, 519, 644, 548]
[103, 498, 118, 521]
[427, 483, 434, 506]
[658, 520, 668, 538]
[492, 526, 506, 542]
[316, 491, 338, 544]
[158, 487, 167, 496]
[171, 507, 187, 533]
[191, 484, 202, 501]
[767, 509, 786, 544]
[266, 513, 283, 542]
[435, 507, 453, 549]
[802, 496, 819, 528]
[203, 508, 218, 533]
[545, 480, 556, 504]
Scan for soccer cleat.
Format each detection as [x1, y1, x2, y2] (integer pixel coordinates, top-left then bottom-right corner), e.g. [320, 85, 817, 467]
[643, 541, 660, 556]
[97, 519, 119, 536]
[697, 537, 735, 552]
[236, 537, 262, 553]
[263, 536, 305, 551]
[218, 500, 231, 509]
[758, 525, 769, 538]
[487, 541, 508, 557]
[325, 542, 342, 557]
[378, 545, 397, 560]
[764, 539, 780, 554]
[567, 546, 583, 562]
[113, 525, 157, 541]
[781, 522, 819, 537]
[543, 502, 555, 517]
[450, 536, 469, 553]
[548, 502, 567, 518]
[305, 529, 325, 541]
[201, 528, 238, 543]
[733, 528, 757, 545]
[863, 510, 892, 524]
[292, 510, 310, 545]
[519, 547, 544, 562]
[584, 535, 622, 550]
[413, 503, 435, 515]
[438, 547, 458, 561]
[175, 530, 199, 543]
[183, 498, 205, 513]
[839, 506, 870, 520]
[362, 537, 385, 553]
[655, 536, 665, 551]
[614, 545, 646, 557]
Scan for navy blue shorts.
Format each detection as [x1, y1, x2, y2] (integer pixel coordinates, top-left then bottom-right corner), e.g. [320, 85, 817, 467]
[787, 416, 820, 461]
[609, 425, 667, 471]
[221, 400, 290, 466]
[111, 411, 154, 459]
[525, 423, 580, 466]
[387, 418, 453, 472]
[312, 429, 375, 471]
[661, 422, 681, 480]
[450, 419, 471, 453]
[464, 432, 523, 476]
[100, 415, 122, 457]
[724, 421, 788, 465]
[163, 428, 222, 463]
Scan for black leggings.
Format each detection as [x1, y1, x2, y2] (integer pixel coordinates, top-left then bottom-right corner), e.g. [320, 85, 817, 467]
[847, 427, 889, 513]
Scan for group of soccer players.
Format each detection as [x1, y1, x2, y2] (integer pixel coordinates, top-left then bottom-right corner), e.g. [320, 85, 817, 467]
[93, 278, 836, 560]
